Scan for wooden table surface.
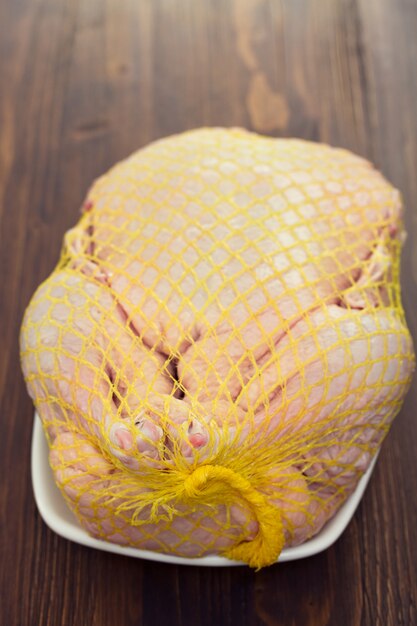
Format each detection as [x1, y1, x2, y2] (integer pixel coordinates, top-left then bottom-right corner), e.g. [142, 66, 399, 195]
[1, 1, 416, 624]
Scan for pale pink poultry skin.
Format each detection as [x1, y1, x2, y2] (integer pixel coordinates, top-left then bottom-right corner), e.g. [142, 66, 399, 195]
[20, 129, 415, 562]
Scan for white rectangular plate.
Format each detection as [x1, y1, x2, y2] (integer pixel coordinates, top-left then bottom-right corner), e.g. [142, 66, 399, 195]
[31, 413, 377, 566]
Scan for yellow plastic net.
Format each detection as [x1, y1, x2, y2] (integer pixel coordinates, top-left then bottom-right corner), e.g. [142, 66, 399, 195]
[20, 128, 414, 568]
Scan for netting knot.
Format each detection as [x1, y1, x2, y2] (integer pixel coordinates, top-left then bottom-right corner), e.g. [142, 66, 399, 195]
[182, 465, 285, 569]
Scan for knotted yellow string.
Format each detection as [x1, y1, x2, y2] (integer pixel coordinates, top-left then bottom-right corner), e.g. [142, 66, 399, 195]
[183, 465, 284, 569]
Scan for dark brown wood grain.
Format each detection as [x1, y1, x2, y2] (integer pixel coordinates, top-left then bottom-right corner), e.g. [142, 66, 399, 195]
[1, 0, 416, 624]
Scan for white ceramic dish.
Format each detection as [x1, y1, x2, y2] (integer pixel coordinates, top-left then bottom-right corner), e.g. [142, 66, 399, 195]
[31, 413, 378, 566]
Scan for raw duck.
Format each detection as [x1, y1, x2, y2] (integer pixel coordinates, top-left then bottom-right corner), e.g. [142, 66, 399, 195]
[20, 129, 415, 568]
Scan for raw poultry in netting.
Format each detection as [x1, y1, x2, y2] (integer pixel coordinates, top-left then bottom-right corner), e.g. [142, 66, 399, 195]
[20, 128, 414, 568]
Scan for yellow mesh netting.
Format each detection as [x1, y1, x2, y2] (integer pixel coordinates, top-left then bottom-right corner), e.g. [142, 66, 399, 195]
[20, 128, 414, 568]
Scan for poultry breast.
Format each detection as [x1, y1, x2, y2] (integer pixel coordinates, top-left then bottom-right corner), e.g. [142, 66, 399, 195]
[20, 128, 414, 568]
